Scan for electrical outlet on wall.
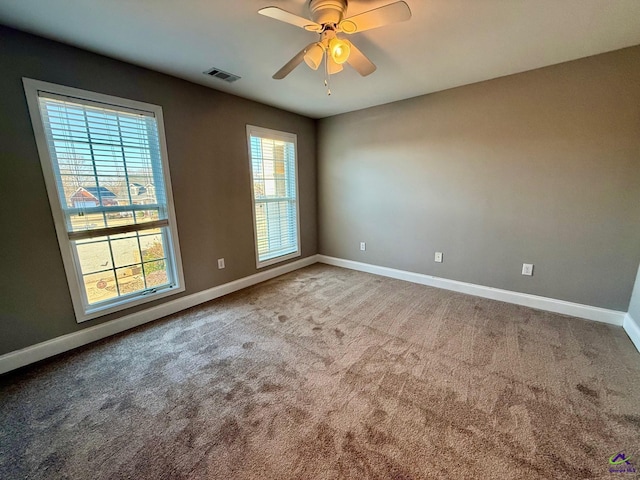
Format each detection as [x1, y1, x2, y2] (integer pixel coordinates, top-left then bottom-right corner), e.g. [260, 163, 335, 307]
[218, 258, 225, 269]
[434, 252, 443, 263]
[360, 242, 366, 251]
[522, 263, 533, 276]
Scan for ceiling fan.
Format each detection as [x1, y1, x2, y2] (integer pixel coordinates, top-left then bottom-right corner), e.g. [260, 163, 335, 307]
[259, 0, 412, 83]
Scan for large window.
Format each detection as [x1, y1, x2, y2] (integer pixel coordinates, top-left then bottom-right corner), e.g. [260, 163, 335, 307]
[246, 126, 300, 268]
[23, 78, 184, 322]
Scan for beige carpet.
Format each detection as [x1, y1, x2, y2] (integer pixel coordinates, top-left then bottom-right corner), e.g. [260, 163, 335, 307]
[1, 264, 639, 479]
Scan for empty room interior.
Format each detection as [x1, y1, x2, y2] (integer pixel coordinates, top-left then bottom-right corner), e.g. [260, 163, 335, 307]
[1, 1, 640, 478]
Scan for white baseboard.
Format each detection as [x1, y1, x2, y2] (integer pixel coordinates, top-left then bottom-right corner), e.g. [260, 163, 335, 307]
[623, 314, 640, 352]
[317, 255, 626, 327]
[0, 255, 318, 375]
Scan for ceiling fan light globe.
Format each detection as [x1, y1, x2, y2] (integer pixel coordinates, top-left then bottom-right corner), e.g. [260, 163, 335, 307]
[328, 57, 344, 75]
[303, 43, 325, 70]
[329, 38, 350, 64]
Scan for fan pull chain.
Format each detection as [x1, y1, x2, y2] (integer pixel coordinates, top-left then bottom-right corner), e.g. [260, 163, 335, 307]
[324, 52, 331, 96]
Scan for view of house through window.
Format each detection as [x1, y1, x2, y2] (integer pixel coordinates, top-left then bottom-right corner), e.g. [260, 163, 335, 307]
[24, 79, 184, 321]
[247, 126, 300, 268]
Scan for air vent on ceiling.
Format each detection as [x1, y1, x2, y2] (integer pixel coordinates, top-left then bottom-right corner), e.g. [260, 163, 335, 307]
[204, 67, 241, 83]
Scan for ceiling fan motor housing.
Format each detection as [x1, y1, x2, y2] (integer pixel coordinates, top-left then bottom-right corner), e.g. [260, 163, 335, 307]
[309, 0, 347, 25]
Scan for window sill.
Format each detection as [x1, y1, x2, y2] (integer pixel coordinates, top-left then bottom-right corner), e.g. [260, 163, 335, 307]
[75, 283, 186, 323]
[256, 251, 301, 269]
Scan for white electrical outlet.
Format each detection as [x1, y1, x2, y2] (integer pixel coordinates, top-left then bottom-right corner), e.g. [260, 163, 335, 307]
[522, 263, 533, 276]
[360, 242, 366, 251]
[434, 252, 443, 263]
[218, 258, 225, 269]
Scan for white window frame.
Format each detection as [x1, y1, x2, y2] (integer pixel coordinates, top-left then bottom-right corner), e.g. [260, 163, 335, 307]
[23, 78, 185, 322]
[246, 125, 301, 269]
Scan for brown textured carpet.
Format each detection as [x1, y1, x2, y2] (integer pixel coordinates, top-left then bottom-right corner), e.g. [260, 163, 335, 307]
[1, 264, 639, 479]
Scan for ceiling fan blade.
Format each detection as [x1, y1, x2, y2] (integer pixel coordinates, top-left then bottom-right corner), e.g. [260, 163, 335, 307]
[345, 41, 377, 76]
[273, 43, 317, 79]
[340, 1, 411, 34]
[258, 7, 322, 32]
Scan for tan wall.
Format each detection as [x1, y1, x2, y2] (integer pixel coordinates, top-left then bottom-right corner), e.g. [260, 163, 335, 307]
[0, 27, 317, 355]
[318, 46, 640, 311]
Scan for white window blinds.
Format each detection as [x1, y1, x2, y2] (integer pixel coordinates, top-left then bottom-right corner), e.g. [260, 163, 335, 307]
[247, 126, 300, 267]
[37, 95, 169, 239]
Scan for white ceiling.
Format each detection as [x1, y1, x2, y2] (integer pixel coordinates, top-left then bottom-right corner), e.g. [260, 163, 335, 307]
[1, 0, 640, 119]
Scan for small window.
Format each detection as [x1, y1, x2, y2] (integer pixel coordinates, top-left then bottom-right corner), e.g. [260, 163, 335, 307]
[23, 78, 185, 322]
[246, 125, 300, 268]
